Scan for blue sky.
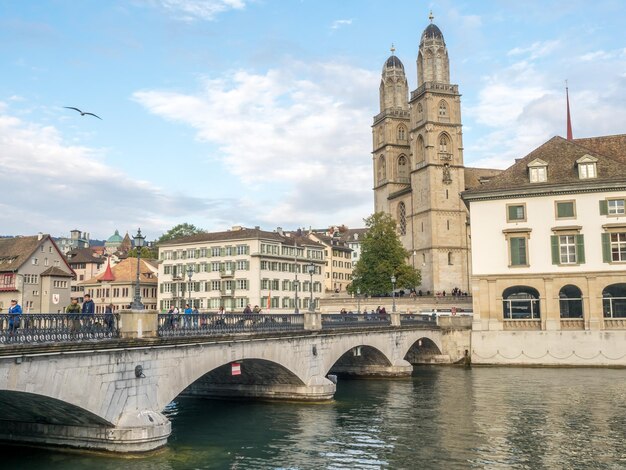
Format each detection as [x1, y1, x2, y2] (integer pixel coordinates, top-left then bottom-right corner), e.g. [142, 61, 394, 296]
[1, 0, 625, 240]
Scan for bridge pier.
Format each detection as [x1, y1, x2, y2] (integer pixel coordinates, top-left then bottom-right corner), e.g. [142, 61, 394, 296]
[330, 359, 413, 378]
[0, 410, 170, 453]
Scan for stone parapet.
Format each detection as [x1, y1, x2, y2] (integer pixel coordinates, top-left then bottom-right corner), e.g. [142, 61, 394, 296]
[118, 309, 159, 339]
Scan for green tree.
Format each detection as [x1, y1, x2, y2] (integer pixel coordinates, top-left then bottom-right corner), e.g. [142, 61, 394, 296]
[127, 246, 157, 259]
[348, 212, 421, 295]
[157, 223, 206, 244]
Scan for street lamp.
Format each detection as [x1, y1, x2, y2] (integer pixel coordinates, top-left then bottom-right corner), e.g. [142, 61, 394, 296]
[356, 287, 361, 314]
[307, 263, 315, 312]
[130, 228, 145, 310]
[186, 265, 194, 309]
[390, 275, 396, 313]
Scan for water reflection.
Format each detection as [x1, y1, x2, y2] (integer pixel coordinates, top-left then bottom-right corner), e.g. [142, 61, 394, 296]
[1, 368, 625, 469]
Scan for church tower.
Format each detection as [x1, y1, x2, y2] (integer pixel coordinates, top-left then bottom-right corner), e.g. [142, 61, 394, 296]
[373, 13, 469, 293]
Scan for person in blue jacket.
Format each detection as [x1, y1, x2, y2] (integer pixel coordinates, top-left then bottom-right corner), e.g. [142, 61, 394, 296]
[8, 299, 22, 332]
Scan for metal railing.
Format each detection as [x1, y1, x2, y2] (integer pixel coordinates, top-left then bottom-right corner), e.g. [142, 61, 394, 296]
[157, 313, 304, 337]
[321, 313, 391, 329]
[400, 314, 438, 326]
[0, 313, 119, 344]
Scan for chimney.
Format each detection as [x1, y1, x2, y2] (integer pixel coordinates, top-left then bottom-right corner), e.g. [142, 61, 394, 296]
[276, 227, 284, 236]
[37, 232, 43, 241]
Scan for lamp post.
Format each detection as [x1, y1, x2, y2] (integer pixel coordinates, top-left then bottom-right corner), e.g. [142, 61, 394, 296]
[130, 228, 145, 310]
[307, 262, 315, 312]
[356, 287, 361, 314]
[391, 275, 396, 313]
[294, 255, 299, 314]
[186, 265, 194, 308]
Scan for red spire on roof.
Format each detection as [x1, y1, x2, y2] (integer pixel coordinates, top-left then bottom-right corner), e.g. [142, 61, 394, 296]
[566, 81, 573, 140]
[100, 257, 115, 282]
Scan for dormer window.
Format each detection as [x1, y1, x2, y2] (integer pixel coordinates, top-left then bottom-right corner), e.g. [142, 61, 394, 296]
[576, 154, 598, 179]
[527, 158, 548, 183]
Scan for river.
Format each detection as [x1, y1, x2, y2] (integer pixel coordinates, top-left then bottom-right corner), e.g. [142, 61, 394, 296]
[2, 367, 626, 469]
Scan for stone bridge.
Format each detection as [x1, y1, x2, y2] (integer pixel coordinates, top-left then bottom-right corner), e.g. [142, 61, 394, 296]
[0, 311, 470, 453]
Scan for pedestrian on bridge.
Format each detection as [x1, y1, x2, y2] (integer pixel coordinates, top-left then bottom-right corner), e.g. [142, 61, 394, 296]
[66, 297, 81, 332]
[8, 299, 22, 333]
[81, 294, 95, 329]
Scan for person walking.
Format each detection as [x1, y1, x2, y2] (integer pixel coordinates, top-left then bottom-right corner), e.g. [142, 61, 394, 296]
[184, 303, 192, 328]
[243, 304, 252, 314]
[66, 297, 81, 332]
[81, 293, 95, 329]
[8, 299, 22, 334]
[104, 304, 115, 332]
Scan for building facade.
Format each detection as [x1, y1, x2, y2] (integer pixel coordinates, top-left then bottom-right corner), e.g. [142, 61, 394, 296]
[340, 228, 368, 268]
[56, 229, 90, 254]
[66, 247, 106, 302]
[157, 227, 325, 313]
[0, 234, 75, 313]
[307, 232, 353, 293]
[372, 16, 500, 294]
[80, 257, 158, 313]
[462, 135, 626, 364]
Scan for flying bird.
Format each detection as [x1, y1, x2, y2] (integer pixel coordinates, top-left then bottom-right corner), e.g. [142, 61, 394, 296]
[63, 106, 102, 120]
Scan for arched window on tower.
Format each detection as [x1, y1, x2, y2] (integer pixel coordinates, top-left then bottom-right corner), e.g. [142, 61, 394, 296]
[378, 155, 386, 183]
[416, 135, 425, 163]
[398, 202, 407, 235]
[397, 125, 406, 141]
[438, 100, 448, 120]
[439, 134, 450, 153]
[417, 102, 423, 121]
[448, 252, 453, 265]
[397, 155, 409, 183]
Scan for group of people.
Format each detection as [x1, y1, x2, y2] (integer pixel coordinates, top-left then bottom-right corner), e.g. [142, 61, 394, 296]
[65, 294, 115, 331]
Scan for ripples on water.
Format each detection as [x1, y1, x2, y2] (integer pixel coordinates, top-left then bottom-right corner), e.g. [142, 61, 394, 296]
[1, 368, 626, 469]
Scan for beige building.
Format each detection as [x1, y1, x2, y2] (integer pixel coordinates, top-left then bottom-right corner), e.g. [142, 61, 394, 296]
[157, 227, 325, 313]
[307, 232, 353, 293]
[0, 234, 75, 313]
[462, 134, 626, 364]
[80, 257, 158, 313]
[372, 16, 500, 294]
[66, 247, 106, 302]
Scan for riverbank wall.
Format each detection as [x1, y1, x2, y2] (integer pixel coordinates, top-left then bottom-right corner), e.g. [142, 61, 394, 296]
[471, 330, 626, 366]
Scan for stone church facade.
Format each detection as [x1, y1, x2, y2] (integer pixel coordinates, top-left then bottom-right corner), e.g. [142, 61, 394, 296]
[372, 16, 500, 293]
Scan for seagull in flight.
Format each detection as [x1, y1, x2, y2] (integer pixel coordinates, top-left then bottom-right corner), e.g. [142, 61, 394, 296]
[64, 106, 102, 120]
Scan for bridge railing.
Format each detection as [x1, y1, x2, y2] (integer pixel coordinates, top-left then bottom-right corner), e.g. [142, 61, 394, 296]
[157, 313, 304, 337]
[0, 313, 119, 344]
[400, 313, 438, 326]
[321, 313, 391, 329]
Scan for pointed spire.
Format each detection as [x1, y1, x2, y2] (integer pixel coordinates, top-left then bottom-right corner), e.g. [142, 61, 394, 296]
[99, 257, 115, 282]
[566, 80, 573, 140]
[429, 10, 434, 23]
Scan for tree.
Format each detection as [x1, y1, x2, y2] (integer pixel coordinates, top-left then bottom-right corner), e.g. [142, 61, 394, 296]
[157, 223, 206, 245]
[127, 246, 157, 259]
[348, 212, 421, 295]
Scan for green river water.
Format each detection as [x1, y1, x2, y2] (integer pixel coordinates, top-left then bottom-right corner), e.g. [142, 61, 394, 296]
[1, 367, 626, 469]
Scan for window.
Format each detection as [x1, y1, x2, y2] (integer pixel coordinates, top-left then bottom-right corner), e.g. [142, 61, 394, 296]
[509, 236, 528, 266]
[579, 163, 596, 179]
[559, 285, 583, 319]
[438, 100, 448, 118]
[600, 199, 626, 216]
[447, 252, 453, 265]
[602, 232, 626, 262]
[398, 202, 406, 235]
[502, 286, 540, 319]
[32, 258, 38, 265]
[397, 125, 406, 141]
[551, 234, 584, 265]
[211, 247, 221, 257]
[416, 135, 425, 163]
[397, 155, 409, 182]
[555, 201, 576, 219]
[439, 134, 449, 153]
[603, 283, 626, 318]
[529, 167, 547, 183]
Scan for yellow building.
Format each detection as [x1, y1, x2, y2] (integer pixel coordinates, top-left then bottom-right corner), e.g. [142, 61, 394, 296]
[307, 232, 353, 294]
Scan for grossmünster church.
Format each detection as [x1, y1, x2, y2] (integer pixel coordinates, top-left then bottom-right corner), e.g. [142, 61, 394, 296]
[372, 14, 500, 293]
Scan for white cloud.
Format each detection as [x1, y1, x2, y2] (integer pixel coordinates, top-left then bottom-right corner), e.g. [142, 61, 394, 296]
[146, 0, 246, 21]
[133, 61, 379, 229]
[0, 104, 235, 239]
[331, 19, 353, 30]
[507, 40, 560, 60]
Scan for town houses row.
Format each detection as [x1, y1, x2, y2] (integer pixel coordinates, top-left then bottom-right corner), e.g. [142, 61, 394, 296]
[0, 226, 366, 313]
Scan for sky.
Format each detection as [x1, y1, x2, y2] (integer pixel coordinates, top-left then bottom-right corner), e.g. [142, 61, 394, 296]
[1, 0, 625, 241]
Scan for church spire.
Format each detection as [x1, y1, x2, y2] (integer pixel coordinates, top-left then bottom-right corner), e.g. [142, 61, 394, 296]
[566, 80, 573, 140]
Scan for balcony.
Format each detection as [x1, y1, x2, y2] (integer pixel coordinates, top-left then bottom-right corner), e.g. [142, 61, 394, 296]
[220, 269, 234, 278]
[222, 288, 234, 296]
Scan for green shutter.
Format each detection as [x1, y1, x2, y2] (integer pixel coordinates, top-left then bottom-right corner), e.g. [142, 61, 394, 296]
[576, 234, 585, 264]
[601, 233, 612, 263]
[160, 284, 163, 293]
[599, 200, 608, 215]
[510, 238, 520, 265]
[519, 238, 527, 265]
[508, 205, 516, 221]
[551, 235, 560, 264]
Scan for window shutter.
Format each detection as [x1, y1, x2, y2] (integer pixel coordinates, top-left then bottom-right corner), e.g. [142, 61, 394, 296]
[508, 205, 516, 221]
[601, 233, 611, 263]
[510, 238, 520, 265]
[576, 234, 585, 264]
[551, 235, 560, 265]
[160, 284, 163, 293]
[599, 200, 608, 215]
